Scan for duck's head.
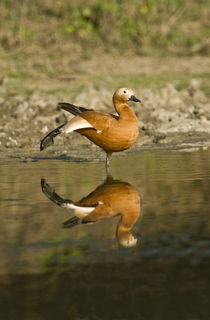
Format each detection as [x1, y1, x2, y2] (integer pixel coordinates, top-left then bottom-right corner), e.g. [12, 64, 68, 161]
[118, 233, 138, 248]
[113, 88, 141, 104]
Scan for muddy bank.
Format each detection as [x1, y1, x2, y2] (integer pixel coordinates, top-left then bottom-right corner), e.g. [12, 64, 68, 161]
[0, 77, 210, 158]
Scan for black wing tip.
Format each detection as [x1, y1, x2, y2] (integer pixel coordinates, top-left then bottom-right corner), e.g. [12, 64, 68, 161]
[40, 140, 44, 151]
[41, 178, 70, 207]
[41, 178, 55, 198]
[57, 102, 73, 108]
[40, 141, 44, 151]
[57, 102, 90, 115]
[62, 216, 81, 228]
[57, 102, 66, 110]
[41, 177, 46, 189]
[40, 123, 64, 151]
[40, 136, 54, 151]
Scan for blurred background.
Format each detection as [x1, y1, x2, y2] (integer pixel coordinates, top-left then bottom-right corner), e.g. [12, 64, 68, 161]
[1, 0, 209, 54]
[0, 0, 210, 150]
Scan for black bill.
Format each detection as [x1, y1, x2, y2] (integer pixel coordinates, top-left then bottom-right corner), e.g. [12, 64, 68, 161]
[129, 95, 141, 103]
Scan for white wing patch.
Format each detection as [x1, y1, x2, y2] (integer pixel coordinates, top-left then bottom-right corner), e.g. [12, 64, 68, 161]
[61, 115, 94, 133]
[63, 203, 96, 218]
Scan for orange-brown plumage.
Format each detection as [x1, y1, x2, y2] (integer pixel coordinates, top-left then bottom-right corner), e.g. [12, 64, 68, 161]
[40, 88, 141, 170]
[41, 176, 141, 247]
[77, 107, 139, 154]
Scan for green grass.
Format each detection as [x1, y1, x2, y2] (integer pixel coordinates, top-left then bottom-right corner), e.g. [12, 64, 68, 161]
[2, 70, 209, 99]
[0, 0, 209, 54]
[92, 72, 210, 95]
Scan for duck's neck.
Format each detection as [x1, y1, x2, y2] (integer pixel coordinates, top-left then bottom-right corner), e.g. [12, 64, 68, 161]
[116, 210, 139, 239]
[113, 100, 137, 121]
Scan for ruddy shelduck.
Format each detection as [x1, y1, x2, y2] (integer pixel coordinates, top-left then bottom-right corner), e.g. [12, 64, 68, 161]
[41, 176, 141, 247]
[40, 88, 141, 171]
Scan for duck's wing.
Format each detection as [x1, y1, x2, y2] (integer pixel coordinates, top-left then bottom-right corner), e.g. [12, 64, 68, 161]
[40, 106, 119, 150]
[58, 102, 93, 116]
[41, 178, 97, 215]
[62, 202, 113, 228]
[79, 111, 118, 132]
[58, 102, 119, 120]
[40, 123, 66, 151]
[40, 114, 96, 150]
[41, 178, 72, 207]
[59, 111, 114, 135]
[61, 114, 96, 133]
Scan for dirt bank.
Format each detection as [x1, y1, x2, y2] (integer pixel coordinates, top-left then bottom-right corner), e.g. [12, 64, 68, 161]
[0, 56, 210, 158]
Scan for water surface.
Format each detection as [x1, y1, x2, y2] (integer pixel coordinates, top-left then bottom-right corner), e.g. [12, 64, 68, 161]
[0, 149, 210, 319]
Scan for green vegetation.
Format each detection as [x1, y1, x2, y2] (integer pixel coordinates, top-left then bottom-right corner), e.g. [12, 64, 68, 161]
[94, 71, 210, 94]
[0, 0, 209, 54]
[0, 1, 209, 102]
[38, 232, 89, 272]
[2, 69, 210, 98]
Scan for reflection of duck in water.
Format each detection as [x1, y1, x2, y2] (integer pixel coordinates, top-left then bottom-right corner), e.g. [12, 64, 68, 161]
[41, 176, 141, 248]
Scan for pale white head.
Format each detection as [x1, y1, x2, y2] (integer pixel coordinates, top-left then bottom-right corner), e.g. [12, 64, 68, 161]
[113, 88, 141, 103]
[119, 234, 138, 248]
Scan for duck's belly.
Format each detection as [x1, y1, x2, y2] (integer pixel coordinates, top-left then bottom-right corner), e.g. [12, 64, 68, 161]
[78, 126, 139, 152]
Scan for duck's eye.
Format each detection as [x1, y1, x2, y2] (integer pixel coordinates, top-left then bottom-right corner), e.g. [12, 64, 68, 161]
[123, 90, 127, 94]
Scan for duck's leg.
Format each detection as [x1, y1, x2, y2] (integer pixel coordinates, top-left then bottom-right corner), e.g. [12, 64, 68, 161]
[106, 155, 110, 175]
[106, 152, 112, 176]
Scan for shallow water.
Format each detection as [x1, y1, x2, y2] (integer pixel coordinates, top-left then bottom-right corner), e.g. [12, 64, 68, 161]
[0, 148, 210, 319]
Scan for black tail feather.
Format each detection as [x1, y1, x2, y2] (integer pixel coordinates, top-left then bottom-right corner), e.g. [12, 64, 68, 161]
[62, 216, 81, 228]
[40, 123, 65, 151]
[41, 178, 72, 207]
[58, 102, 91, 116]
